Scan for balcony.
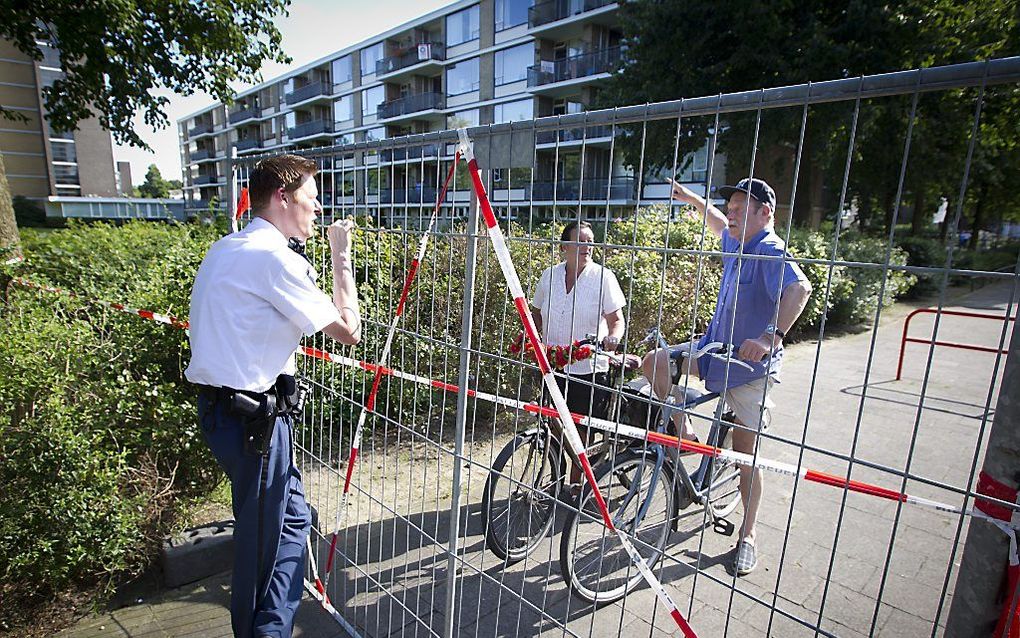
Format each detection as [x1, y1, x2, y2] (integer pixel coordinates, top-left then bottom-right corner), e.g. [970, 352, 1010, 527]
[377, 92, 445, 120]
[234, 138, 261, 152]
[188, 122, 213, 137]
[531, 176, 635, 201]
[287, 119, 334, 140]
[380, 186, 440, 205]
[376, 43, 446, 77]
[229, 107, 258, 125]
[529, 0, 615, 28]
[380, 144, 442, 162]
[536, 125, 614, 145]
[185, 199, 212, 210]
[527, 46, 622, 93]
[285, 82, 330, 105]
[190, 148, 213, 162]
[193, 174, 219, 186]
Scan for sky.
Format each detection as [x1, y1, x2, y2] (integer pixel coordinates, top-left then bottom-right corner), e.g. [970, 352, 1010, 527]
[113, 0, 452, 184]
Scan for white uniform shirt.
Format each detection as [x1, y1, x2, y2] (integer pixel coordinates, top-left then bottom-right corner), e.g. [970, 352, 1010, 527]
[531, 261, 626, 375]
[185, 217, 341, 392]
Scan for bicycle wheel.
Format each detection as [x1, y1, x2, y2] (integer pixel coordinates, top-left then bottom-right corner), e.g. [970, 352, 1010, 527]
[559, 448, 675, 604]
[482, 427, 565, 563]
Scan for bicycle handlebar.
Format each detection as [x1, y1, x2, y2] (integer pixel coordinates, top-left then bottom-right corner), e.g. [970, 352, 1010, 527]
[678, 341, 757, 371]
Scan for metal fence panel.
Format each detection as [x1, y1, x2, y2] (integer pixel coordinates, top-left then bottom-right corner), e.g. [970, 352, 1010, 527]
[231, 57, 1020, 638]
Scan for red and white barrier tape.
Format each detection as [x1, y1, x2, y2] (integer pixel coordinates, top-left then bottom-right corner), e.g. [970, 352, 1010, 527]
[321, 150, 462, 592]
[3, 255, 24, 266]
[10, 277, 190, 330]
[10, 206, 1020, 632]
[457, 128, 696, 636]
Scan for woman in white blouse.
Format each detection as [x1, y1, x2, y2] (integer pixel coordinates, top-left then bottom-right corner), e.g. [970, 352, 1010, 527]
[530, 220, 627, 481]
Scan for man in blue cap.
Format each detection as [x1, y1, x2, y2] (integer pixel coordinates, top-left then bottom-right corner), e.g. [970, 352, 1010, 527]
[642, 177, 812, 575]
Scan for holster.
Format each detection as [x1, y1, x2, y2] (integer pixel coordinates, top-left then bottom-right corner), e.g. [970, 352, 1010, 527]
[225, 374, 308, 456]
[230, 391, 277, 456]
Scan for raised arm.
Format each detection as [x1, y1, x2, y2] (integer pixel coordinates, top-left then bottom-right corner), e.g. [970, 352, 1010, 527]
[668, 179, 727, 238]
[322, 219, 362, 345]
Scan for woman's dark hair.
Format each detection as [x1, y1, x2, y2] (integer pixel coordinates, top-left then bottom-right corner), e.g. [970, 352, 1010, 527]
[560, 220, 592, 243]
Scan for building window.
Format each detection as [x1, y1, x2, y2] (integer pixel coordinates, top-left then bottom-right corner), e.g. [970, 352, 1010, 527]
[364, 127, 386, 142]
[361, 43, 384, 76]
[333, 95, 353, 124]
[361, 85, 385, 119]
[53, 164, 80, 185]
[50, 141, 78, 163]
[332, 55, 352, 86]
[56, 186, 81, 196]
[494, 43, 532, 85]
[495, 0, 531, 31]
[447, 109, 479, 130]
[446, 5, 480, 47]
[446, 58, 479, 96]
[493, 98, 533, 123]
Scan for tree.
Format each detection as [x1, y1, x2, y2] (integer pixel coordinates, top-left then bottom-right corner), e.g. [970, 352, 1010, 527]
[138, 164, 170, 199]
[599, 0, 1019, 232]
[0, 0, 293, 250]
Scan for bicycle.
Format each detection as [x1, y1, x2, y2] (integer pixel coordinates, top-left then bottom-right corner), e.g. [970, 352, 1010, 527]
[481, 329, 747, 572]
[481, 334, 636, 563]
[558, 333, 753, 604]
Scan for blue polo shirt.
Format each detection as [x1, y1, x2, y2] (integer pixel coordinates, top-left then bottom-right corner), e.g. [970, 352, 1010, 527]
[698, 228, 807, 392]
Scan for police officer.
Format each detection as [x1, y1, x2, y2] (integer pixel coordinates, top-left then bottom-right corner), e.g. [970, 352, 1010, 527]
[185, 154, 361, 638]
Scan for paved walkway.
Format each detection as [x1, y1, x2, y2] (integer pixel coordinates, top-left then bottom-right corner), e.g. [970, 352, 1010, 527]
[59, 281, 1015, 638]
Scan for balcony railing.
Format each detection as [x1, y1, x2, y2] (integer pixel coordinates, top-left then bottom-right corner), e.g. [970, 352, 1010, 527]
[185, 199, 212, 210]
[190, 148, 213, 162]
[377, 92, 445, 120]
[376, 42, 446, 75]
[531, 176, 635, 201]
[527, 46, 622, 86]
[228, 107, 258, 124]
[380, 144, 442, 162]
[287, 119, 333, 139]
[234, 138, 261, 151]
[285, 81, 329, 105]
[380, 187, 441, 204]
[529, 0, 615, 27]
[188, 122, 213, 137]
[536, 125, 615, 144]
[193, 174, 218, 186]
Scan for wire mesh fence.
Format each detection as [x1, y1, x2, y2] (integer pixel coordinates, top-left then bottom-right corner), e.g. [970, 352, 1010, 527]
[232, 57, 1020, 637]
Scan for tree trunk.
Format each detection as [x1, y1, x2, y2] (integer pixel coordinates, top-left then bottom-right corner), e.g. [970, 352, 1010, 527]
[0, 150, 23, 259]
[968, 180, 987, 250]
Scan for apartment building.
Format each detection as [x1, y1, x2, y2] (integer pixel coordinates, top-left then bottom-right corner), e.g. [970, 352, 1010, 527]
[179, 0, 716, 218]
[0, 39, 124, 202]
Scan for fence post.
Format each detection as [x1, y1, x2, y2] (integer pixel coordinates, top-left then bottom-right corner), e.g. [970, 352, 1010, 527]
[443, 168, 479, 637]
[947, 309, 1020, 636]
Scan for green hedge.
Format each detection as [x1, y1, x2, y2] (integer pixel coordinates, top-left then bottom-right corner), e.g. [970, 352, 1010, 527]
[1, 220, 224, 627]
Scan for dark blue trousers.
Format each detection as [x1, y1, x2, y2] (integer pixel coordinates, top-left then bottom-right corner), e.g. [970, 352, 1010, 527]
[199, 392, 311, 638]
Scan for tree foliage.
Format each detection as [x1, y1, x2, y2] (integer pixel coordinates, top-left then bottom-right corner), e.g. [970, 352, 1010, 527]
[0, 0, 292, 149]
[600, 0, 1020, 233]
[138, 164, 171, 199]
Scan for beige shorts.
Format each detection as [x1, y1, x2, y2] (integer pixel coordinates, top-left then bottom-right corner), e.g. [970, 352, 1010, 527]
[721, 375, 775, 432]
[666, 342, 775, 432]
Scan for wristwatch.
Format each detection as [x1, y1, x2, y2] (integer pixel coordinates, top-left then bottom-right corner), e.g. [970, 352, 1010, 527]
[764, 323, 786, 340]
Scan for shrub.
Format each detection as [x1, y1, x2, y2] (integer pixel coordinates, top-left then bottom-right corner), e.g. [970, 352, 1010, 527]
[1, 220, 224, 629]
[896, 235, 946, 297]
[832, 233, 916, 325]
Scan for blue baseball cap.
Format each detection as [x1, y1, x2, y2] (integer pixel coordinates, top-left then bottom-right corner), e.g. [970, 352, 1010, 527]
[717, 178, 777, 209]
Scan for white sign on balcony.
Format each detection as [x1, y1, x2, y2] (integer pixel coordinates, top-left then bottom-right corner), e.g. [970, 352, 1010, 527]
[417, 44, 431, 61]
